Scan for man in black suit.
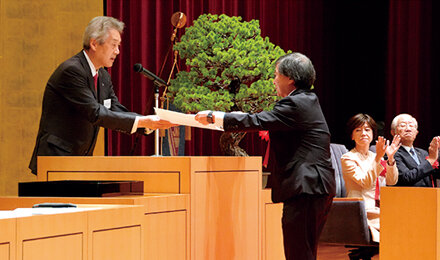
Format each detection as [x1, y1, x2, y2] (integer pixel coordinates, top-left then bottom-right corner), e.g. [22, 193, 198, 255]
[391, 113, 440, 187]
[29, 16, 174, 175]
[195, 53, 335, 260]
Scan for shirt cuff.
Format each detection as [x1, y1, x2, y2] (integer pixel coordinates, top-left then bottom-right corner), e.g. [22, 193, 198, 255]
[132, 116, 153, 134]
[131, 116, 140, 134]
[212, 111, 225, 130]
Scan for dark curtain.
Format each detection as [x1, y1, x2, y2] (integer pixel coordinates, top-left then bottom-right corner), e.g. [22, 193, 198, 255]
[106, 0, 440, 158]
[386, 0, 440, 148]
[105, 0, 326, 160]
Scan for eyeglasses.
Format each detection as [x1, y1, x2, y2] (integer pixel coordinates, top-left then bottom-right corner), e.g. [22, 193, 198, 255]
[397, 122, 417, 129]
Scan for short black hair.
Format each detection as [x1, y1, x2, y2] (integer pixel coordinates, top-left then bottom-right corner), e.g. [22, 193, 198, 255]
[275, 52, 316, 89]
[346, 113, 378, 140]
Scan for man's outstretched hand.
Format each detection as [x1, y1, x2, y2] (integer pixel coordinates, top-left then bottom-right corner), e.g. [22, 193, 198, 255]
[138, 115, 178, 130]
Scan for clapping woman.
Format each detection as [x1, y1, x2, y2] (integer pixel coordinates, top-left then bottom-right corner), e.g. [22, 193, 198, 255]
[341, 113, 400, 243]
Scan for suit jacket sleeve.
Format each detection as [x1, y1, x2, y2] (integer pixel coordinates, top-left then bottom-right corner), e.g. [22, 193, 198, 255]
[385, 163, 399, 185]
[224, 94, 315, 132]
[341, 152, 382, 189]
[394, 147, 434, 186]
[56, 63, 138, 134]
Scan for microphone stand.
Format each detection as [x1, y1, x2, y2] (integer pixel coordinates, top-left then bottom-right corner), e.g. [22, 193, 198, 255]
[155, 16, 185, 157]
[129, 80, 162, 157]
[153, 83, 160, 156]
[129, 12, 186, 157]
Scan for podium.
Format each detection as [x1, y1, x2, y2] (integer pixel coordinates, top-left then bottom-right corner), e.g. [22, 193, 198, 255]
[36, 156, 262, 260]
[381, 187, 440, 259]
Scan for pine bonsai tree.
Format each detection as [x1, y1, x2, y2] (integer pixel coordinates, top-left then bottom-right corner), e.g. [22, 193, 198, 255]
[167, 14, 289, 155]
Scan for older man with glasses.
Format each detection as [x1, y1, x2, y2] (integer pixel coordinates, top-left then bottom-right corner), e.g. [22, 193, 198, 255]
[390, 113, 440, 187]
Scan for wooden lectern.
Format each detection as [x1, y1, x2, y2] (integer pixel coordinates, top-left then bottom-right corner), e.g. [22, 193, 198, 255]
[37, 156, 262, 260]
[381, 187, 440, 259]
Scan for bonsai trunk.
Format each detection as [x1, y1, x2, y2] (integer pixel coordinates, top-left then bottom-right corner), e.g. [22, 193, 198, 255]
[219, 132, 248, 156]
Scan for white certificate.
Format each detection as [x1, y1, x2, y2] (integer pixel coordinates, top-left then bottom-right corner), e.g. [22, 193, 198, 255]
[155, 108, 223, 131]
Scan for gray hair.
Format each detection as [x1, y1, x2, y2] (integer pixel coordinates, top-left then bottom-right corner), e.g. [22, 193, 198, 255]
[391, 113, 418, 132]
[83, 16, 125, 50]
[275, 52, 316, 89]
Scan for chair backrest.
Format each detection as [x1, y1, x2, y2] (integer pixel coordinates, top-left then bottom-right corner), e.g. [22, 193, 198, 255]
[320, 199, 372, 245]
[330, 143, 348, 198]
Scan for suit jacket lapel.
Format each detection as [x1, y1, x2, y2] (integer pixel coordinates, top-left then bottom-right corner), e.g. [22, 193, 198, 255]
[414, 148, 433, 186]
[96, 70, 101, 103]
[77, 51, 98, 99]
[400, 146, 419, 167]
[414, 148, 423, 163]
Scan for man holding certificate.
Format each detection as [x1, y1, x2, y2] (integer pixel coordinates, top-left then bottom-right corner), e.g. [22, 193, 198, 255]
[195, 53, 335, 260]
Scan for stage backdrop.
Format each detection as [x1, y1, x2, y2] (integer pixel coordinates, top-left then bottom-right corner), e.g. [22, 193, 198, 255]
[106, 0, 440, 159]
[0, 0, 103, 196]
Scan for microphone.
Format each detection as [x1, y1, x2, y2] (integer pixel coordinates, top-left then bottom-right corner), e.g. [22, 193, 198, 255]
[133, 63, 168, 87]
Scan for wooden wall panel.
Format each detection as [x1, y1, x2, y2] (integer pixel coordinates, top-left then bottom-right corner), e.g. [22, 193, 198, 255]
[22, 234, 83, 260]
[191, 169, 261, 260]
[0, 243, 11, 260]
[261, 189, 284, 260]
[17, 211, 87, 260]
[92, 227, 142, 260]
[0, 218, 16, 260]
[0, 0, 103, 195]
[381, 187, 440, 259]
[145, 211, 187, 260]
